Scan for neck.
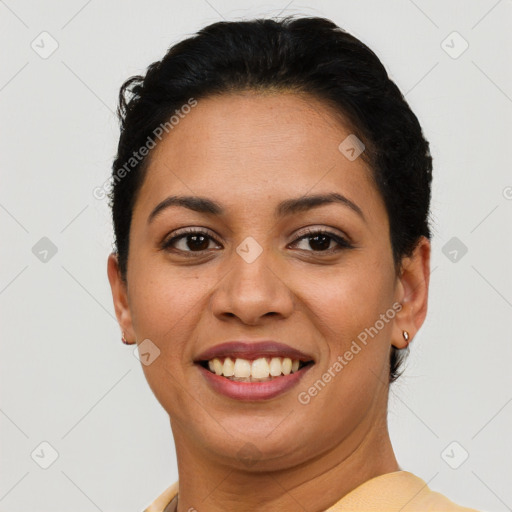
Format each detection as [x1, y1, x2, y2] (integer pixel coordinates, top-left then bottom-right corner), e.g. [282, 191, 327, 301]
[170, 413, 399, 512]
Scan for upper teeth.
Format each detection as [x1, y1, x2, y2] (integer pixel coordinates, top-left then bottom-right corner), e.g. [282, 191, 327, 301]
[208, 357, 301, 379]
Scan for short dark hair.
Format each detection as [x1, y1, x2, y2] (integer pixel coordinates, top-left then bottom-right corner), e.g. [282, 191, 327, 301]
[109, 16, 433, 382]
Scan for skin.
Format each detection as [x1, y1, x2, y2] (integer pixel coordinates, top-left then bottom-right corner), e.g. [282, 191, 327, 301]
[108, 91, 430, 512]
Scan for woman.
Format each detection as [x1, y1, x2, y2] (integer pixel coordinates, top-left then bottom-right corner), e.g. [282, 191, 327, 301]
[107, 16, 479, 512]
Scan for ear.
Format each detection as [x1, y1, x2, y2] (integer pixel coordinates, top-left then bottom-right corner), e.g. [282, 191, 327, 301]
[107, 252, 136, 344]
[392, 236, 431, 349]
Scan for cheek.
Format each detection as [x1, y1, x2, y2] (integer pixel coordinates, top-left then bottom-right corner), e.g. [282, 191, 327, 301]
[295, 261, 394, 342]
[294, 270, 393, 443]
[127, 261, 219, 393]
[128, 256, 210, 338]
[293, 259, 395, 407]
[127, 267, 206, 415]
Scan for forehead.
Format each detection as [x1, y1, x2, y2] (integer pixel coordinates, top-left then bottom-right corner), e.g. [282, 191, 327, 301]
[133, 91, 384, 224]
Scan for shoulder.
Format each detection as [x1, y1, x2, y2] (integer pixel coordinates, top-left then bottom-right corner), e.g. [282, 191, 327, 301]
[396, 472, 479, 511]
[142, 481, 179, 512]
[326, 471, 480, 512]
[141, 473, 480, 512]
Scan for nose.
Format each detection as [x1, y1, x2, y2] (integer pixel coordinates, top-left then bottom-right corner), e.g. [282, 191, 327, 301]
[210, 248, 294, 326]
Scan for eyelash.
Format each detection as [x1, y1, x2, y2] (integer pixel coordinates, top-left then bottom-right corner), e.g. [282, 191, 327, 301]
[160, 227, 353, 256]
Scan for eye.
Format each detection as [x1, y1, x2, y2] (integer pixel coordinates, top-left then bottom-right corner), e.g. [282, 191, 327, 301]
[160, 227, 353, 256]
[290, 228, 353, 253]
[161, 228, 222, 254]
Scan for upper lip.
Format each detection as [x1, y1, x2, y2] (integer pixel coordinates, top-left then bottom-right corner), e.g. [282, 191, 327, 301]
[194, 341, 315, 363]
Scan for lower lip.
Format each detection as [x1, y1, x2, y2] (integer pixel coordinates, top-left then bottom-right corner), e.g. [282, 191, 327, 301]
[196, 364, 313, 401]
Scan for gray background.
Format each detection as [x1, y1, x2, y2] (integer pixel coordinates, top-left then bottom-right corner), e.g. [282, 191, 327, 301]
[1, 0, 511, 511]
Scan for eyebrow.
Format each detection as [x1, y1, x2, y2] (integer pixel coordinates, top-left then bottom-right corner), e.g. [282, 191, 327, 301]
[147, 192, 365, 224]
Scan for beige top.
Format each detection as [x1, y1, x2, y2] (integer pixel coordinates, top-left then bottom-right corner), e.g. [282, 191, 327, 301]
[142, 471, 479, 511]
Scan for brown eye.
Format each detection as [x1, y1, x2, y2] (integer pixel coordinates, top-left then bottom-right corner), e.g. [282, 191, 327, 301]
[161, 229, 222, 254]
[182, 233, 210, 251]
[291, 230, 352, 253]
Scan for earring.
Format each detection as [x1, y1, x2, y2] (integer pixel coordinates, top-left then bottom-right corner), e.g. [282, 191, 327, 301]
[403, 330, 410, 346]
[121, 331, 129, 344]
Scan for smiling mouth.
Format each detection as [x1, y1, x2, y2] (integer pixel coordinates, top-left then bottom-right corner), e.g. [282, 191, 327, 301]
[197, 356, 315, 383]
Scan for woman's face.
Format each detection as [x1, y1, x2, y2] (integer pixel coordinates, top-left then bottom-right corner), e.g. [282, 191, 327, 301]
[108, 91, 428, 471]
